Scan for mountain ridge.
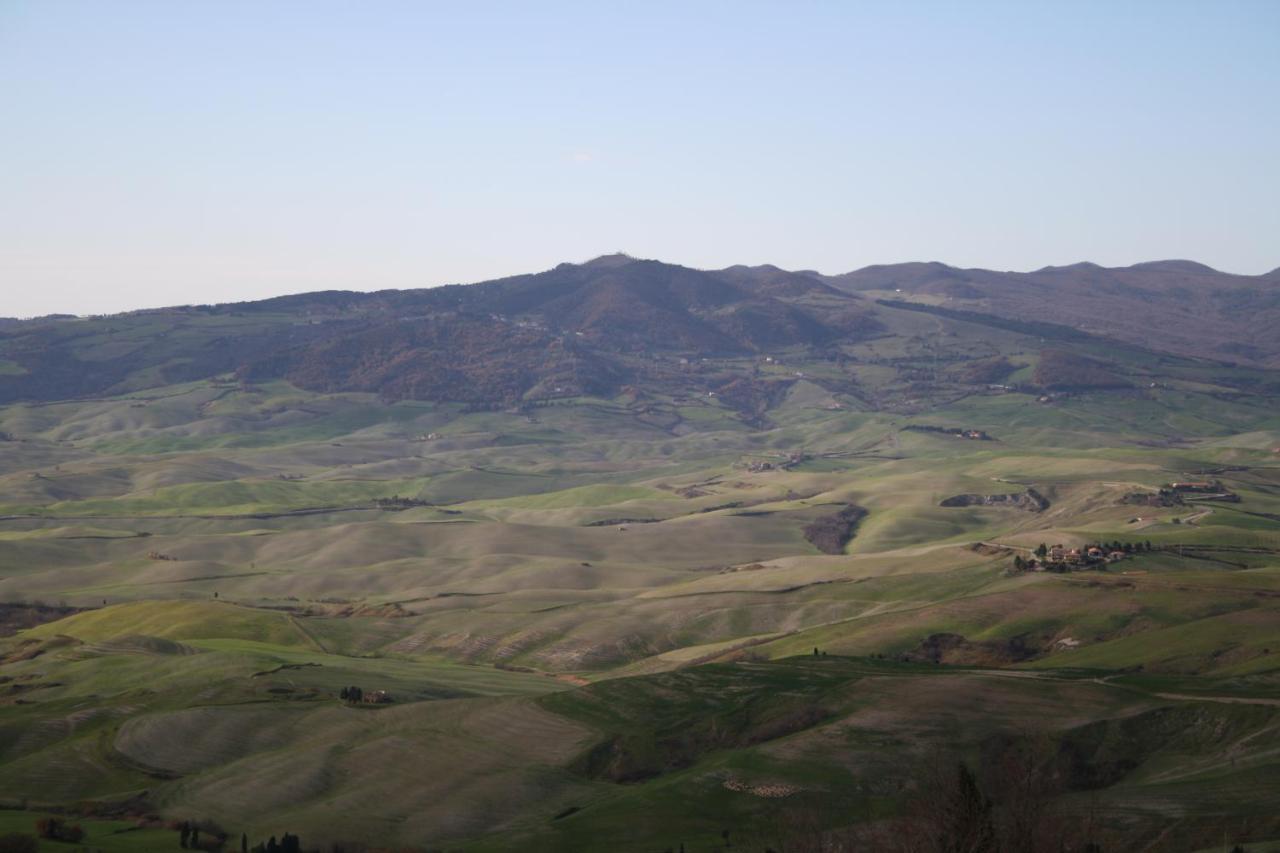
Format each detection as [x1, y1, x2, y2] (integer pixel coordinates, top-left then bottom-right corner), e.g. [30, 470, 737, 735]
[1, 254, 1277, 408]
[822, 256, 1280, 366]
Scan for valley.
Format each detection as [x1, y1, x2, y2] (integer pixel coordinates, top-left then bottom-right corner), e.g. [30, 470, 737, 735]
[1, 257, 1279, 851]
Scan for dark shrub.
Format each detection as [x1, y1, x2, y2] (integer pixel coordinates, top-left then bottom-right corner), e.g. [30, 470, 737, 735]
[0, 833, 39, 853]
[35, 816, 84, 842]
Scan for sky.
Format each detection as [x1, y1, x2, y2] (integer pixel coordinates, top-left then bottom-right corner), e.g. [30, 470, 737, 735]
[2, 1, 1278, 316]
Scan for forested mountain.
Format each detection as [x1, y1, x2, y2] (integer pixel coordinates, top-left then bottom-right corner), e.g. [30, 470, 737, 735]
[2, 254, 1276, 407]
[824, 258, 1280, 366]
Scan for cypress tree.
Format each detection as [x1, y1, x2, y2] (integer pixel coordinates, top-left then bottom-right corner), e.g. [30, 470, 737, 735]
[942, 763, 995, 853]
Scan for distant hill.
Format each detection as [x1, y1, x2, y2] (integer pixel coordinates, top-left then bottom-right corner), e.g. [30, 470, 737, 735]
[823, 259, 1280, 367]
[0, 256, 879, 406]
[0, 254, 1276, 406]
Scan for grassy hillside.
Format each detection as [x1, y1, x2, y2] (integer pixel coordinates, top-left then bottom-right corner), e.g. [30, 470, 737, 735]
[3, 297, 1280, 850]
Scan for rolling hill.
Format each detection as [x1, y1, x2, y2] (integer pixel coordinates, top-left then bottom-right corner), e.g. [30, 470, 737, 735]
[1, 254, 1279, 851]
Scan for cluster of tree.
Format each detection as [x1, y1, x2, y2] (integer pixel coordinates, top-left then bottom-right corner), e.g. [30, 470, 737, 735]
[177, 819, 231, 850]
[339, 685, 364, 703]
[802, 504, 868, 554]
[1107, 540, 1150, 554]
[584, 516, 662, 527]
[724, 736, 1126, 853]
[250, 833, 303, 853]
[896, 754, 1257, 853]
[34, 817, 83, 843]
[371, 496, 433, 509]
[888, 750, 1108, 853]
[1121, 489, 1184, 507]
[901, 423, 992, 438]
[1034, 541, 1153, 559]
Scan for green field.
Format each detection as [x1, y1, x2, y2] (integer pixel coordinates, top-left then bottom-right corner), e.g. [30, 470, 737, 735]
[3, 321, 1280, 851]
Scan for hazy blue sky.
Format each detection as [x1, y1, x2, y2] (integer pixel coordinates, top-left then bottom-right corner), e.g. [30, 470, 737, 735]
[2, 1, 1278, 316]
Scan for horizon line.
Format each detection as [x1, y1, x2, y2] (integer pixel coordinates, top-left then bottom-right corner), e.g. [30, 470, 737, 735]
[5, 253, 1277, 321]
